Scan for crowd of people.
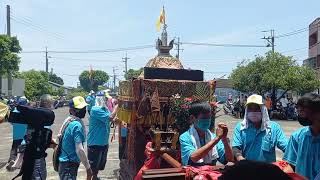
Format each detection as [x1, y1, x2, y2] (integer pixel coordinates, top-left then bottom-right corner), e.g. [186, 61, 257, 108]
[0, 92, 319, 180]
[179, 93, 320, 180]
[227, 93, 298, 120]
[0, 89, 119, 180]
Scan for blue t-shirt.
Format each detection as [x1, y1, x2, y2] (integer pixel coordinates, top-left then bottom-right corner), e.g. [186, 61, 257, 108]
[11, 109, 27, 140]
[87, 106, 110, 146]
[283, 127, 320, 180]
[86, 96, 96, 112]
[59, 120, 85, 163]
[12, 123, 27, 140]
[232, 121, 288, 163]
[121, 127, 128, 138]
[179, 129, 226, 166]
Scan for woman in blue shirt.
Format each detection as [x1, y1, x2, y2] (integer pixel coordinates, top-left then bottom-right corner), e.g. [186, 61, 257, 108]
[232, 94, 288, 163]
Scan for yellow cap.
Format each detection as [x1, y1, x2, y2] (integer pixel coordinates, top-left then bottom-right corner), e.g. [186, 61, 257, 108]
[246, 94, 264, 106]
[104, 89, 112, 99]
[72, 96, 88, 109]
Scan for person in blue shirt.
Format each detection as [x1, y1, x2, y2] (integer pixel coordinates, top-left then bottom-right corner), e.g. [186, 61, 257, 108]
[232, 94, 288, 163]
[58, 96, 92, 180]
[119, 121, 128, 160]
[283, 93, 320, 180]
[86, 90, 96, 115]
[179, 101, 233, 166]
[87, 91, 118, 180]
[6, 97, 28, 170]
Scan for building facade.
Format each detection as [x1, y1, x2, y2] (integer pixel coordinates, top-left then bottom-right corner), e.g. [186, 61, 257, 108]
[0, 78, 25, 96]
[304, 18, 320, 72]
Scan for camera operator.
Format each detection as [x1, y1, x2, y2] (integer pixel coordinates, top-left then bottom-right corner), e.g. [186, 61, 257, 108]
[8, 95, 55, 180]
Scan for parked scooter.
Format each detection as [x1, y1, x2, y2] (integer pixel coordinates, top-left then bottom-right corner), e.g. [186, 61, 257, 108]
[223, 99, 235, 115]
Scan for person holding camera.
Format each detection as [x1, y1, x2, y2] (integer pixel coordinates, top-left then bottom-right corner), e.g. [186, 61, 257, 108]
[58, 96, 92, 180]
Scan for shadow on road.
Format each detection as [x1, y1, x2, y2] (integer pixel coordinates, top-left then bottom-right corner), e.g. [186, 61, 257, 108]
[0, 162, 6, 170]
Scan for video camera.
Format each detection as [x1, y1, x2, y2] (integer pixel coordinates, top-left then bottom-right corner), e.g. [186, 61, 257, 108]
[7, 104, 55, 180]
[8, 104, 55, 128]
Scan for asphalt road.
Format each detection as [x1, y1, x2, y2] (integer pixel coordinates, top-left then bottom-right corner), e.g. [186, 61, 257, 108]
[0, 107, 302, 180]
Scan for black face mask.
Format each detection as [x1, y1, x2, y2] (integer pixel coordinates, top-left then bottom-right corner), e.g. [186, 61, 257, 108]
[75, 108, 86, 119]
[297, 116, 312, 126]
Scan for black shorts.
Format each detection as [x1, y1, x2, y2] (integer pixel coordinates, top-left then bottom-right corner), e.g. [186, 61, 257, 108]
[88, 145, 108, 173]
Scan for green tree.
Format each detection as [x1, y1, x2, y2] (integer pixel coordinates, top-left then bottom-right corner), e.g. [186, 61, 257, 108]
[21, 70, 53, 100]
[230, 51, 320, 107]
[66, 87, 88, 100]
[79, 70, 109, 92]
[124, 68, 143, 80]
[0, 35, 22, 94]
[48, 73, 64, 85]
[0, 35, 21, 75]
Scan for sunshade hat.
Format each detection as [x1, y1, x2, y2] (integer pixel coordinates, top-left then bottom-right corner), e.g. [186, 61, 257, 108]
[246, 94, 264, 106]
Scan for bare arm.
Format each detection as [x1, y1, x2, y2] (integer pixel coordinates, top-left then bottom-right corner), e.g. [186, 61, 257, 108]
[75, 142, 90, 170]
[109, 105, 119, 120]
[232, 147, 245, 161]
[190, 137, 221, 163]
[222, 138, 234, 162]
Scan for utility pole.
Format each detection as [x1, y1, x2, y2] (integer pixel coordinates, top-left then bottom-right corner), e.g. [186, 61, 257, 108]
[45, 47, 49, 73]
[174, 37, 183, 59]
[6, 5, 10, 36]
[112, 67, 117, 92]
[7, 5, 13, 96]
[122, 52, 130, 74]
[262, 29, 275, 53]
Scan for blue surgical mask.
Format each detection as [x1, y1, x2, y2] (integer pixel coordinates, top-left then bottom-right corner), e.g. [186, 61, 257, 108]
[196, 118, 211, 131]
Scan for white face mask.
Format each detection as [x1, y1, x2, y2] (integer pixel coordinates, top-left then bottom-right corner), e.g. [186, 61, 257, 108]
[247, 112, 262, 123]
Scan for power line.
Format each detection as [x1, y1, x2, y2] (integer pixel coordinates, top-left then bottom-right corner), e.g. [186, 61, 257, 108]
[10, 10, 65, 39]
[280, 47, 308, 54]
[21, 45, 154, 54]
[275, 28, 308, 38]
[49, 56, 121, 62]
[181, 42, 266, 48]
[10, 16, 65, 41]
[275, 25, 320, 39]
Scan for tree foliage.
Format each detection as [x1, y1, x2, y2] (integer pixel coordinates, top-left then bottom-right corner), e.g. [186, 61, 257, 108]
[230, 51, 320, 102]
[0, 35, 22, 75]
[79, 70, 109, 92]
[124, 68, 143, 80]
[21, 70, 53, 100]
[48, 73, 64, 85]
[66, 87, 87, 100]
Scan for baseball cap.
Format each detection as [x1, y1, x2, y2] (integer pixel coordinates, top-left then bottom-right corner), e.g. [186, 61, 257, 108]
[69, 96, 88, 109]
[17, 97, 29, 105]
[246, 94, 264, 106]
[104, 89, 112, 99]
[96, 91, 105, 97]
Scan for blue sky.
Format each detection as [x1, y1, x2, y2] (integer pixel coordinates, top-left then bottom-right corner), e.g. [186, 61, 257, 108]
[0, 0, 319, 87]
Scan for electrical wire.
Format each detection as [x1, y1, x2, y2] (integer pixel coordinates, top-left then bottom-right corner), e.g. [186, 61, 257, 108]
[21, 45, 155, 54]
[10, 16, 65, 41]
[181, 42, 266, 48]
[10, 10, 66, 40]
[280, 47, 308, 54]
